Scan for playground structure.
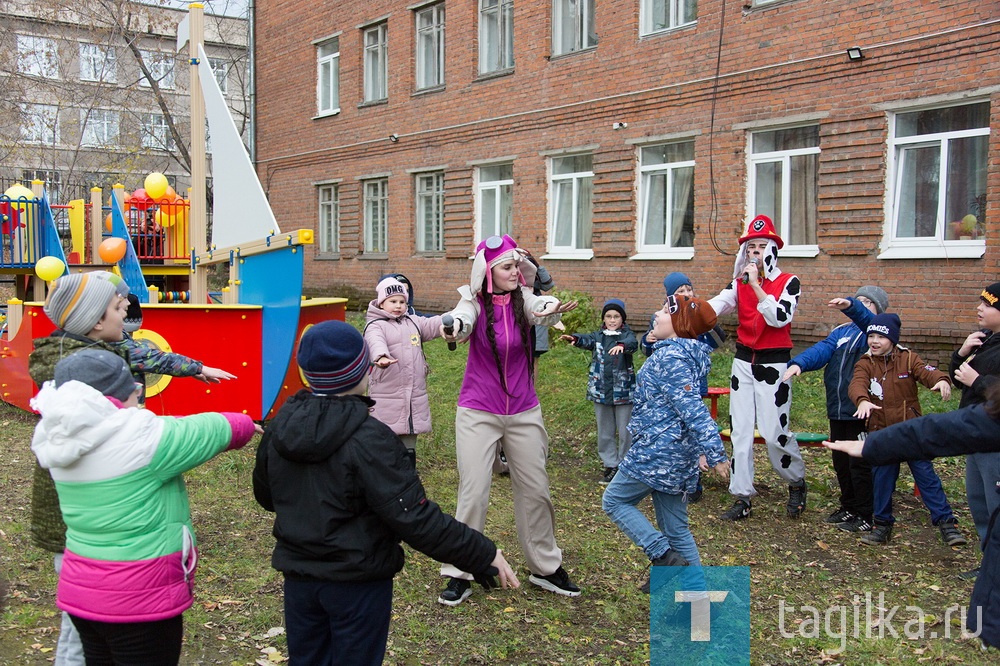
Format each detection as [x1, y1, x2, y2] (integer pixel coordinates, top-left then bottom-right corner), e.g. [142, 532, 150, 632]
[0, 4, 345, 420]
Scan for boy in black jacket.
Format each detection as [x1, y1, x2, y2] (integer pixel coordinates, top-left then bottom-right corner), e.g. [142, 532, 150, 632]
[253, 321, 517, 665]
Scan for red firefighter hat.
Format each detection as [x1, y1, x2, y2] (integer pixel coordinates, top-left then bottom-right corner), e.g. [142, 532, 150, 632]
[738, 214, 784, 250]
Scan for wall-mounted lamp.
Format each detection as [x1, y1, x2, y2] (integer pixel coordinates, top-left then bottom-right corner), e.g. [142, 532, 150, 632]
[846, 47, 864, 62]
[612, 122, 628, 130]
[388, 134, 399, 142]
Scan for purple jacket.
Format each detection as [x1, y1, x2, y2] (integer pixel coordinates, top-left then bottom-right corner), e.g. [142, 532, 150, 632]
[364, 302, 443, 435]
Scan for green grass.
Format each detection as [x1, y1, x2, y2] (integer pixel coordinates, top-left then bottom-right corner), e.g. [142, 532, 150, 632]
[0, 315, 990, 665]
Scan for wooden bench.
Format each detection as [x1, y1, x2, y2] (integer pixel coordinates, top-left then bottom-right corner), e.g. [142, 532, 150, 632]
[718, 428, 829, 448]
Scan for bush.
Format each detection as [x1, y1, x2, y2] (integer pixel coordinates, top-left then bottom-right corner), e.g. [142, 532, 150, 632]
[551, 288, 600, 335]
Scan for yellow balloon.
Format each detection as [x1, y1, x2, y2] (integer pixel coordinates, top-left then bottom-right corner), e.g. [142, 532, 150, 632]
[4, 184, 35, 215]
[35, 256, 66, 281]
[144, 172, 169, 201]
[155, 208, 174, 228]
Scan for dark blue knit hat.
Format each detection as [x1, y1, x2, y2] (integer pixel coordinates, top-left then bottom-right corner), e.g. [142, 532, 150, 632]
[663, 272, 693, 296]
[297, 321, 370, 394]
[602, 298, 627, 320]
[867, 313, 901, 346]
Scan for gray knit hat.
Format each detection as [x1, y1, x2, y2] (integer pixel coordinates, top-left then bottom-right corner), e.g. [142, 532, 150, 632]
[54, 349, 136, 401]
[855, 285, 888, 314]
[44, 272, 128, 336]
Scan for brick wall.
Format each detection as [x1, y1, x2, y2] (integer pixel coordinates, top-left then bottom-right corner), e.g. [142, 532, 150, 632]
[253, 0, 1000, 366]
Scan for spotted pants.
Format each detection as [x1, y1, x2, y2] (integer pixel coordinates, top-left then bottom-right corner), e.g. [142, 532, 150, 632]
[728, 357, 805, 498]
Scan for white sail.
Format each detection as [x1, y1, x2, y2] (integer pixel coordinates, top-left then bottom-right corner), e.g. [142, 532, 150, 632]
[199, 43, 280, 249]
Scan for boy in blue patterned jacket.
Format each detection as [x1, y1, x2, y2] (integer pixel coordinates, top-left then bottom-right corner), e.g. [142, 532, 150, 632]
[602, 295, 730, 593]
[560, 299, 637, 484]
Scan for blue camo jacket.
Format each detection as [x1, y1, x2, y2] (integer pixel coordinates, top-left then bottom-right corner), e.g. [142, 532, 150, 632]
[619, 337, 727, 495]
[570, 325, 637, 405]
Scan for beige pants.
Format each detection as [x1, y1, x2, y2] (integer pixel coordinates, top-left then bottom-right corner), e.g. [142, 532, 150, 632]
[440, 405, 563, 579]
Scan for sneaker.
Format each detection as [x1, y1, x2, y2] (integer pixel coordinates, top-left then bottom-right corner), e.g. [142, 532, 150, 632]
[720, 499, 752, 521]
[786, 481, 807, 518]
[528, 566, 581, 597]
[860, 523, 893, 545]
[639, 549, 690, 594]
[836, 516, 873, 533]
[957, 567, 980, 581]
[688, 486, 703, 504]
[825, 508, 854, 524]
[600, 467, 618, 485]
[437, 577, 472, 607]
[939, 522, 967, 547]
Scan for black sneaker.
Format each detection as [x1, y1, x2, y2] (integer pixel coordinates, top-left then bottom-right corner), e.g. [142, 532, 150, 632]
[600, 467, 618, 485]
[639, 549, 690, 594]
[836, 516, 872, 533]
[861, 523, 892, 545]
[720, 499, 751, 521]
[957, 567, 980, 581]
[825, 508, 854, 524]
[688, 487, 703, 504]
[437, 577, 472, 606]
[528, 566, 581, 597]
[939, 522, 967, 547]
[787, 481, 807, 519]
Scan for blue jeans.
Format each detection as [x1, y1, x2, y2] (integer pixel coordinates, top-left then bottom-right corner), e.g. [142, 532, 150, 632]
[872, 460, 955, 526]
[601, 468, 701, 566]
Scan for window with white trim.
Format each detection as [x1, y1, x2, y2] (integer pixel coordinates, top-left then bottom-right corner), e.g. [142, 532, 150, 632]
[141, 113, 173, 151]
[549, 154, 593, 254]
[209, 57, 229, 94]
[316, 37, 340, 115]
[416, 4, 445, 90]
[416, 172, 445, 252]
[318, 184, 340, 254]
[888, 102, 989, 249]
[363, 178, 389, 253]
[476, 163, 513, 241]
[21, 103, 59, 145]
[479, 0, 514, 74]
[139, 50, 175, 89]
[553, 0, 596, 56]
[17, 35, 59, 79]
[638, 141, 694, 253]
[363, 24, 388, 103]
[640, 0, 696, 36]
[749, 125, 819, 250]
[81, 109, 119, 147]
[80, 43, 116, 83]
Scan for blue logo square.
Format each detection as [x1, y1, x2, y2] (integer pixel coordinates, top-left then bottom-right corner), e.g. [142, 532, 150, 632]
[649, 565, 750, 666]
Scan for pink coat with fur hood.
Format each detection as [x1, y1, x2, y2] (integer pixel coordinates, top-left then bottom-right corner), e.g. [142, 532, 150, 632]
[364, 301, 443, 435]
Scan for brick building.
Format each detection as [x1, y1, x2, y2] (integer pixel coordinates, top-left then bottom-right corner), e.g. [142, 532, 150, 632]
[253, 0, 1000, 359]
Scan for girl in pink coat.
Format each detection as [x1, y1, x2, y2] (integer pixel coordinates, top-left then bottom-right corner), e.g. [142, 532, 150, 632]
[364, 276, 443, 465]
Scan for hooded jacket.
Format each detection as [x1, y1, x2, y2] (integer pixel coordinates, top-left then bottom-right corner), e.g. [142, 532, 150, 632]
[848, 346, 950, 432]
[30, 380, 255, 623]
[364, 301, 443, 435]
[951, 329, 1000, 409]
[252, 391, 497, 581]
[788, 318, 867, 421]
[570, 325, 637, 405]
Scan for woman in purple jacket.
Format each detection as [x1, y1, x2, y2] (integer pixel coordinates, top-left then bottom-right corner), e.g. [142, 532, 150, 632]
[437, 235, 580, 607]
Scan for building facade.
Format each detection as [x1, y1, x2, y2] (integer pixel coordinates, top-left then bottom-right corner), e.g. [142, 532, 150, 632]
[253, 0, 1000, 357]
[0, 0, 248, 203]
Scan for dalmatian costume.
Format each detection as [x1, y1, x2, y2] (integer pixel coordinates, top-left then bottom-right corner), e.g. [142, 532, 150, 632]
[708, 215, 806, 515]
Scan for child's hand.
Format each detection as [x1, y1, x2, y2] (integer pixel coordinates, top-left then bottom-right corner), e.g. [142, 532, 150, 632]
[375, 355, 397, 368]
[959, 330, 986, 357]
[253, 423, 265, 436]
[823, 439, 864, 457]
[698, 454, 708, 472]
[712, 460, 731, 480]
[932, 380, 952, 401]
[783, 365, 801, 382]
[954, 361, 979, 388]
[559, 334, 576, 344]
[607, 344, 624, 356]
[828, 298, 851, 311]
[645, 332, 657, 345]
[197, 366, 237, 383]
[853, 400, 879, 419]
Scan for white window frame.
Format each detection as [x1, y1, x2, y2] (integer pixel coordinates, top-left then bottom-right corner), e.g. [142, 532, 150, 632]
[475, 163, 514, 243]
[80, 109, 119, 147]
[316, 37, 340, 116]
[363, 178, 389, 253]
[141, 112, 173, 151]
[640, 0, 697, 37]
[415, 4, 445, 90]
[17, 35, 59, 79]
[209, 57, 229, 94]
[547, 154, 594, 259]
[363, 23, 388, 103]
[21, 103, 59, 145]
[79, 42, 116, 83]
[317, 183, 340, 255]
[552, 0, 596, 56]
[139, 50, 175, 89]
[748, 125, 820, 258]
[880, 101, 989, 260]
[415, 172, 445, 253]
[635, 141, 695, 260]
[479, 0, 514, 75]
